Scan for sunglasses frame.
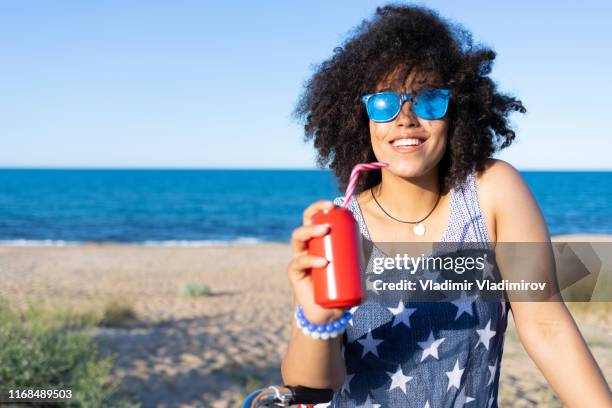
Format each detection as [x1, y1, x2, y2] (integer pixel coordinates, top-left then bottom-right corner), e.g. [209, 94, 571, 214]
[361, 89, 450, 122]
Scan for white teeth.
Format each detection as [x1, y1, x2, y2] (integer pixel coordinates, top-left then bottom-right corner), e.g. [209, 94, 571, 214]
[392, 138, 422, 147]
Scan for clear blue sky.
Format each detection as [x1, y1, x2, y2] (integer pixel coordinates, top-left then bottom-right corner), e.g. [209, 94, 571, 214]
[1, 1, 610, 170]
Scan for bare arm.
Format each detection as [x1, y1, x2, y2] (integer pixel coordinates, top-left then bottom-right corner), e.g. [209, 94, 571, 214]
[281, 297, 346, 390]
[280, 200, 346, 390]
[481, 160, 612, 407]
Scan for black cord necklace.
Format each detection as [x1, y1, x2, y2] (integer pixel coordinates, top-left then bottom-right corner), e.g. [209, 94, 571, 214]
[371, 186, 441, 236]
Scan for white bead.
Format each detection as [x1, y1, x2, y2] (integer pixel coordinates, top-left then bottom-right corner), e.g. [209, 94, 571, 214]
[311, 331, 321, 339]
[329, 331, 338, 338]
[320, 332, 330, 340]
[302, 327, 310, 336]
[296, 319, 302, 328]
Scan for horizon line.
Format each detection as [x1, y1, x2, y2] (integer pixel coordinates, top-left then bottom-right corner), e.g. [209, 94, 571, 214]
[0, 166, 611, 172]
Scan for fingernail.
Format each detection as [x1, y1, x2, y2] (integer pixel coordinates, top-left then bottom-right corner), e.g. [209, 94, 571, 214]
[315, 224, 329, 234]
[313, 258, 328, 267]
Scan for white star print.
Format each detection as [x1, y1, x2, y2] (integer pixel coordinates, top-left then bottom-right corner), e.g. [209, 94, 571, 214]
[356, 394, 381, 408]
[387, 301, 417, 327]
[314, 403, 331, 408]
[445, 359, 465, 391]
[475, 319, 496, 350]
[366, 278, 380, 295]
[487, 392, 495, 408]
[482, 267, 496, 281]
[424, 401, 431, 408]
[357, 330, 384, 358]
[481, 254, 497, 281]
[341, 373, 355, 395]
[500, 300, 507, 318]
[386, 365, 413, 394]
[417, 331, 445, 362]
[487, 359, 498, 386]
[453, 388, 475, 407]
[451, 291, 475, 320]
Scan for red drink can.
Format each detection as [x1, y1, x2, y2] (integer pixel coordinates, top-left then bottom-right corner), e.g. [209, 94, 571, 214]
[308, 206, 363, 308]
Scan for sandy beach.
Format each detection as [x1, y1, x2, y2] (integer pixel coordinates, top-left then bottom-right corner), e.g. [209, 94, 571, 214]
[0, 239, 610, 407]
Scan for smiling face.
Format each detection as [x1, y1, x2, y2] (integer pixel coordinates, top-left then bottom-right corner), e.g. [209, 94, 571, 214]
[368, 67, 449, 179]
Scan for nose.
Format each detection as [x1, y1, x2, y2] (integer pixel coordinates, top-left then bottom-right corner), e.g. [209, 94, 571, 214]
[396, 99, 419, 127]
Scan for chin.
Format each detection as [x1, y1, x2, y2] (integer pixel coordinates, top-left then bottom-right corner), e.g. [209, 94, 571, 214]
[386, 160, 431, 179]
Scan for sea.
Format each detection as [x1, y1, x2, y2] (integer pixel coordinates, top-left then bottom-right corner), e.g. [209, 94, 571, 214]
[0, 169, 610, 246]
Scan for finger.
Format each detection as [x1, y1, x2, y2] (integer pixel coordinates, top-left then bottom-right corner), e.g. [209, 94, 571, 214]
[291, 224, 330, 255]
[287, 254, 329, 279]
[303, 200, 335, 226]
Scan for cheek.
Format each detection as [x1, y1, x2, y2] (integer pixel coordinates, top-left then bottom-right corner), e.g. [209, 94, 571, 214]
[422, 120, 449, 151]
[369, 122, 395, 159]
[369, 121, 393, 141]
[421, 118, 448, 138]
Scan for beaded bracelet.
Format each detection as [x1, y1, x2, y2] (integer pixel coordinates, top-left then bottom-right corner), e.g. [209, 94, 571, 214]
[295, 304, 353, 340]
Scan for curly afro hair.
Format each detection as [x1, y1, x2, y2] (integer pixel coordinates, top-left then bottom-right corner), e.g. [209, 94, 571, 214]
[294, 4, 526, 193]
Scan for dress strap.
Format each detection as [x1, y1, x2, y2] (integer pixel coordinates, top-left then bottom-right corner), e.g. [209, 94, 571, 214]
[445, 171, 491, 243]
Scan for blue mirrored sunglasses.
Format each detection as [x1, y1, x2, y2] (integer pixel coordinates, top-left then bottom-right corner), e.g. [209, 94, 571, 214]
[361, 89, 450, 122]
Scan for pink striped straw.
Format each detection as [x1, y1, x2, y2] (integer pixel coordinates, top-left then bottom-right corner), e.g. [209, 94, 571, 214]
[342, 162, 389, 208]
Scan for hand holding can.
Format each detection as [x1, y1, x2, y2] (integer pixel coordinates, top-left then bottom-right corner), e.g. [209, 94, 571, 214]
[287, 200, 346, 324]
[308, 162, 388, 308]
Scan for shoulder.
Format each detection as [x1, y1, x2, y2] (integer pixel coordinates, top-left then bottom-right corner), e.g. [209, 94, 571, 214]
[476, 158, 523, 186]
[474, 159, 548, 242]
[474, 158, 529, 206]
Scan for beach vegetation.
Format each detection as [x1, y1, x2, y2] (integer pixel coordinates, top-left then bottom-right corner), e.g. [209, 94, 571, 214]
[180, 282, 213, 297]
[99, 299, 138, 327]
[0, 299, 139, 407]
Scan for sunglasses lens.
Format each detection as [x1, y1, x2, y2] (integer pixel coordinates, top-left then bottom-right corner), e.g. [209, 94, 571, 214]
[412, 89, 449, 120]
[366, 92, 400, 122]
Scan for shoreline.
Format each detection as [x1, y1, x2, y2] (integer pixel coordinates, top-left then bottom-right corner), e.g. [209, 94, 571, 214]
[0, 239, 273, 248]
[1, 233, 611, 248]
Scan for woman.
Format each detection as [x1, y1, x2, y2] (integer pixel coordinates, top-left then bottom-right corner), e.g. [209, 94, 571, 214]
[281, 5, 611, 407]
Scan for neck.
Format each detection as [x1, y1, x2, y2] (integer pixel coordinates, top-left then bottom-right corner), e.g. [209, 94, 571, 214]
[372, 167, 441, 220]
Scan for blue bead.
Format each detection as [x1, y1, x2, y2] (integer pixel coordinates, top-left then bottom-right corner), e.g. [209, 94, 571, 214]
[343, 312, 352, 320]
[332, 321, 342, 330]
[316, 325, 325, 333]
[299, 319, 307, 327]
[339, 318, 347, 326]
[307, 323, 316, 332]
[325, 324, 334, 332]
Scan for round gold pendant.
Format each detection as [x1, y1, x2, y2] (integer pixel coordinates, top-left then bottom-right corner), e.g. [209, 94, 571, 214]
[413, 223, 426, 236]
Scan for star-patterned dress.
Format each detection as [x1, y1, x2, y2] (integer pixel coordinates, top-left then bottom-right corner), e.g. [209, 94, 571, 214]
[327, 170, 509, 408]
